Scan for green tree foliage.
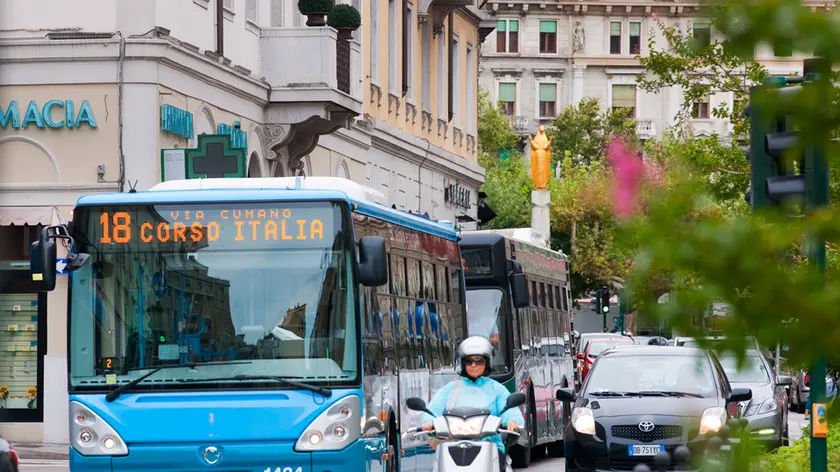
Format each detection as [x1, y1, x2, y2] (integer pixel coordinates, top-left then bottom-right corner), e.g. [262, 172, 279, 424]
[547, 97, 640, 167]
[477, 88, 519, 156]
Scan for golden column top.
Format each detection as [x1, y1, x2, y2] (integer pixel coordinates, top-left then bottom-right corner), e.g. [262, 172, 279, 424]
[528, 125, 552, 190]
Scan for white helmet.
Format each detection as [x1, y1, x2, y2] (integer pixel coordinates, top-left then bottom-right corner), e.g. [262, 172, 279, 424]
[456, 336, 494, 377]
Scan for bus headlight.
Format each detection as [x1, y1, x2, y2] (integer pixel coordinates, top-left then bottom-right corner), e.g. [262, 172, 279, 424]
[295, 395, 361, 452]
[69, 401, 128, 456]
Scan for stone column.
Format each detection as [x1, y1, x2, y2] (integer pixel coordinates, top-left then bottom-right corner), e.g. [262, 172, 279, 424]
[572, 65, 586, 105]
[531, 190, 551, 249]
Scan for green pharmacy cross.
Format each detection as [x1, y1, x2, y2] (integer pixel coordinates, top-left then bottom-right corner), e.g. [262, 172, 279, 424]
[186, 134, 246, 179]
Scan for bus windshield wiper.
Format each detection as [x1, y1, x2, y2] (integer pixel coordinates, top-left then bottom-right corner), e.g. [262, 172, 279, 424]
[589, 391, 630, 396]
[104, 361, 252, 402]
[632, 390, 705, 398]
[177, 374, 332, 397]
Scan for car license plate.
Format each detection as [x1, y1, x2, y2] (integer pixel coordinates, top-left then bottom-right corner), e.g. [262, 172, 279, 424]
[628, 445, 664, 456]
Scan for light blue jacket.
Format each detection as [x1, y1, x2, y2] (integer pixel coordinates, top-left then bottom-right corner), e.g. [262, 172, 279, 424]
[422, 376, 526, 453]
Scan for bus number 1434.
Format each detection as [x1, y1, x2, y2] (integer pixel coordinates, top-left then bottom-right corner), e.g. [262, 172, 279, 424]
[264, 468, 302, 472]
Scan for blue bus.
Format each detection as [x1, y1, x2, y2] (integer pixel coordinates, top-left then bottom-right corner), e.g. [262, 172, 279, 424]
[28, 177, 467, 472]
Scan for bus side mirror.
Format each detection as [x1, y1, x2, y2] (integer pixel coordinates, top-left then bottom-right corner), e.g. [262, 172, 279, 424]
[29, 236, 57, 292]
[509, 272, 529, 308]
[358, 236, 388, 287]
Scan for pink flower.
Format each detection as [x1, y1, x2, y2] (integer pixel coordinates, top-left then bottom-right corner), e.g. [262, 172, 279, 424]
[607, 137, 646, 220]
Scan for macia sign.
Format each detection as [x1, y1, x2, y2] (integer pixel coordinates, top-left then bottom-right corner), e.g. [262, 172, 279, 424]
[0, 100, 97, 129]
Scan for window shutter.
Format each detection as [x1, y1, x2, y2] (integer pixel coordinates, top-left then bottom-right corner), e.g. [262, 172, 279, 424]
[612, 85, 636, 108]
[630, 22, 641, 36]
[499, 83, 516, 102]
[610, 22, 621, 35]
[509, 20, 518, 32]
[539, 21, 556, 34]
[497, 20, 506, 32]
[539, 83, 556, 102]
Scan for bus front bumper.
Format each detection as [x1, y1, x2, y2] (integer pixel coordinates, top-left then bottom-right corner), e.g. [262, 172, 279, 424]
[71, 438, 368, 472]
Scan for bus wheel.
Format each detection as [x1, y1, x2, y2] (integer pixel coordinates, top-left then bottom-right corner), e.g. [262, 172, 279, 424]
[386, 424, 399, 472]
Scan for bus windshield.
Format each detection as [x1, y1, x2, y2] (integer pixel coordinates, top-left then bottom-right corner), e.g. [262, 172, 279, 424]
[465, 288, 509, 374]
[67, 201, 358, 391]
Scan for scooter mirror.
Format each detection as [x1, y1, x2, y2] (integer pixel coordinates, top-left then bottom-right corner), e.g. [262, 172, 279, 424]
[406, 397, 428, 412]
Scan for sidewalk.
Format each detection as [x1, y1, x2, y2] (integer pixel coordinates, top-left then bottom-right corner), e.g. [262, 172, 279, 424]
[13, 443, 69, 461]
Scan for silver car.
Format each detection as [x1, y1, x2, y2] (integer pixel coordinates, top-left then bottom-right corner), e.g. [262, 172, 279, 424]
[718, 352, 793, 449]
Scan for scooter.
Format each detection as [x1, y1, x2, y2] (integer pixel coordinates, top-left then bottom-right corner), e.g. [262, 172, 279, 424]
[405, 392, 526, 472]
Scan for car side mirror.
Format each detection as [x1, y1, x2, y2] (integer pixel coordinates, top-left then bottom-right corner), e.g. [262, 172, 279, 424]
[776, 375, 794, 387]
[728, 387, 752, 403]
[358, 236, 387, 287]
[503, 392, 526, 413]
[555, 388, 574, 402]
[576, 353, 584, 360]
[406, 397, 434, 417]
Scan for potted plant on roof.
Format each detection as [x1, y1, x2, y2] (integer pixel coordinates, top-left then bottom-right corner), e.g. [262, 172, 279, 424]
[298, 0, 334, 27]
[328, 4, 361, 40]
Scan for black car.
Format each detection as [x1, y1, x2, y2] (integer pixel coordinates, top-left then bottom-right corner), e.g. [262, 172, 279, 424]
[556, 345, 752, 471]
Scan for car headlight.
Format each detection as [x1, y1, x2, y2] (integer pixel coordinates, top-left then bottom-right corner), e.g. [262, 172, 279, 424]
[445, 416, 486, 436]
[571, 407, 596, 435]
[700, 407, 727, 434]
[295, 395, 361, 452]
[69, 401, 128, 456]
[743, 398, 778, 417]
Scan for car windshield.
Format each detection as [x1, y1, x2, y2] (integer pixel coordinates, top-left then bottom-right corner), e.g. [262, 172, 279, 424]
[585, 354, 717, 397]
[719, 355, 771, 383]
[588, 340, 629, 357]
[465, 288, 509, 374]
[67, 202, 358, 391]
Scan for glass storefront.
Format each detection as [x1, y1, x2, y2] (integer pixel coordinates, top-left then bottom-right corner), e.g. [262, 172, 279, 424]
[0, 225, 46, 422]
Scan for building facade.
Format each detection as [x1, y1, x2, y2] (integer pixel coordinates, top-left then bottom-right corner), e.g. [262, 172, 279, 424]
[0, 0, 486, 443]
[478, 0, 823, 142]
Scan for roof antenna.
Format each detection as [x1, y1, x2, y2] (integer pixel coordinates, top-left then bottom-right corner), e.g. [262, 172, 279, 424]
[127, 180, 139, 193]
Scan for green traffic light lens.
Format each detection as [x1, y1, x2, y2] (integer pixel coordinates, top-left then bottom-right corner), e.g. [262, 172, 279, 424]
[602, 307, 609, 313]
[159, 336, 166, 342]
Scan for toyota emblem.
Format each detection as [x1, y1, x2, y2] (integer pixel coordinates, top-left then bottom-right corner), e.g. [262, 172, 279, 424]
[638, 421, 655, 432]
[202, 446, 221, 465]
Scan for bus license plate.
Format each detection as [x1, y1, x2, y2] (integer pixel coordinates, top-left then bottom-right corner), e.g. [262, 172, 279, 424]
[628, 445, 664, 456]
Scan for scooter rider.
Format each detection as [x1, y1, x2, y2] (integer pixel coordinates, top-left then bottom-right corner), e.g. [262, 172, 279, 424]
[421, 336, 525, 472]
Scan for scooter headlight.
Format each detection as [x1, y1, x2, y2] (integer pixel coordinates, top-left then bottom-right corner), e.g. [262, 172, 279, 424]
[445, 415, 486, 436]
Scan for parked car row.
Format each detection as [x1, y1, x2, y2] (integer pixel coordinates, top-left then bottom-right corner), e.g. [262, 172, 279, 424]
[561, 333, 792, 471]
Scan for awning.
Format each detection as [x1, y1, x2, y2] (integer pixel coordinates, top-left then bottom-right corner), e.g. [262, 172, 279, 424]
[0, 207, 64, 226]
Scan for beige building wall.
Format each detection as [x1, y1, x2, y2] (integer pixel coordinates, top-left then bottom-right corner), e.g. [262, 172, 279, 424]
[364, 2, 479, 162]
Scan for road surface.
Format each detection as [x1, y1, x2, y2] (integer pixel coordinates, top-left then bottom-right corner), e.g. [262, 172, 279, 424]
[17, 413, 810, 472]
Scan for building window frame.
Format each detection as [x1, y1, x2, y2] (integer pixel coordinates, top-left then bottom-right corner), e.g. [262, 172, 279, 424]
[466, 43, 476, 135]
[538, 20, 557, 54]
[370, 0, 379, 84]
[608, 77, 638, 119]
[495, 80, 519, 116]
[0, 225, 48, 423]
[609, 20, 622, 54]
[495, 19, 519, 54]
[451, 33, 460, 126]
[629, 20, 642, 55]
[535, 80, 560, 119]
[692, 95, 711, 119]
[388, 0, 399, 94]
[692, 20, 712, 48]
[405, 2, 415, 100]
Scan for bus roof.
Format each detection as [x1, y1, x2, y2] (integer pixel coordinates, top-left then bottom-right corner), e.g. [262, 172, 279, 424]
[461, 229, 568, 260]
[75, 177, 460, 240]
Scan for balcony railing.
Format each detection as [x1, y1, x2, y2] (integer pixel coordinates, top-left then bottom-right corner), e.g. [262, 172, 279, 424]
[260, 27, 362, 113]
[636, 119, 656, 137]
[508, 115, 529, 132]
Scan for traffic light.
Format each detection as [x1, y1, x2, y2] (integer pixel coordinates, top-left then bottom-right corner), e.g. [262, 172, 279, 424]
[746, 75, 810, 209]
[600, 288, 610, 314]
[591, 289, 602, 313]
